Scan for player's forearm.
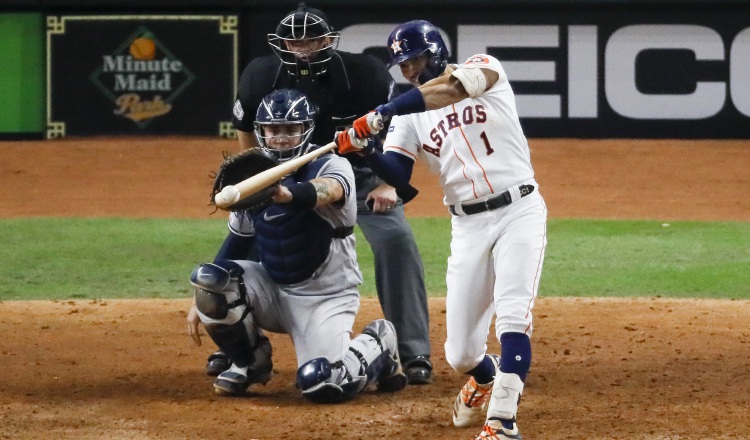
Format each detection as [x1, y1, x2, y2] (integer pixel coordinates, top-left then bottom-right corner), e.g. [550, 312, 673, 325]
[284, 177, 344, 209]
[375, 76, 466, 119]
[364, 151, 413, 188]
[310, 177, 344, 207]
[214, 232, 254, 261]
[419, 75, 470, 109]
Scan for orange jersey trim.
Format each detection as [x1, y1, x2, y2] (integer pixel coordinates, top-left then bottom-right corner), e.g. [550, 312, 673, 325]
[455, 104, 494, 197]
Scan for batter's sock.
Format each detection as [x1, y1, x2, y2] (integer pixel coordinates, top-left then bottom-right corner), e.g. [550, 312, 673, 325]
[466, 355, 497, 385]
[500, 332, 532, 382]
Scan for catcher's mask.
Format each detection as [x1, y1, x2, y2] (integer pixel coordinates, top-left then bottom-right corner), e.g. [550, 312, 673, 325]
[387, 20, 449, 85]
[254, 89, 317, 162]
[268, 2, 340, 77]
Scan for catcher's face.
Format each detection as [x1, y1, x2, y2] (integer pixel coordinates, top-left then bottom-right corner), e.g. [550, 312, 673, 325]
[263, 123, 304, 152]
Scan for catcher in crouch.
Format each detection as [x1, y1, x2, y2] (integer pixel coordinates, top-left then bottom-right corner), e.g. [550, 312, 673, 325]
[186, 88, 407, 402]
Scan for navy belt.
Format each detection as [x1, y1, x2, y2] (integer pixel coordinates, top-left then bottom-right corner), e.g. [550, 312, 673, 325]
[449, 184, 535, 216]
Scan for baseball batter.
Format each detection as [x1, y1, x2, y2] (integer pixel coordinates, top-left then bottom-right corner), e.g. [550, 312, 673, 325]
[337, 20, 547, 439]
[187, 89, 407, 402]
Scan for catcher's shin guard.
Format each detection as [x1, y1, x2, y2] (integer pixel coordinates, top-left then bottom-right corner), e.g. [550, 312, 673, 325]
[346, 319, 407, 393]
[296, 357, 366, 404]
[214, 334, 273, 396]
[191, 260, 256, 368]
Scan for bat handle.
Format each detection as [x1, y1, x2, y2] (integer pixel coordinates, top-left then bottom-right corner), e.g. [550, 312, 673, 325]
[368, 112, 384, 133]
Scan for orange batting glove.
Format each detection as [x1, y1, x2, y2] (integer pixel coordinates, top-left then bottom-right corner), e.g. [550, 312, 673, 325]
[352, 111, 384, 138]
[335, 128, 370, 155]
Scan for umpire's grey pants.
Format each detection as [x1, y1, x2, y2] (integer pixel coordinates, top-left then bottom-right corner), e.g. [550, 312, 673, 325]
[357, 203, 431, 361]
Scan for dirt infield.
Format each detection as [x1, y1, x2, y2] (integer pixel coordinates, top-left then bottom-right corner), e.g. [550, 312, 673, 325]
[1, 138, 749, 439]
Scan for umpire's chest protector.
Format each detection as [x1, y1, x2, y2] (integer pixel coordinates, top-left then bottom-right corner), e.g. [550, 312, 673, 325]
[252, 171, 335, 285]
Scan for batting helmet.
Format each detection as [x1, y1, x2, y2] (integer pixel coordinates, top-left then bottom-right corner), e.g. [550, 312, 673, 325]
[386, 20, 449, 85]
[268, 3, 341, 77]
[254, 89, 318, 162]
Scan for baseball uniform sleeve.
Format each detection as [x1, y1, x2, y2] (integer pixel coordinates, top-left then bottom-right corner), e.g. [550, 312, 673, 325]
[312, 154, 358, 228]
[227, 210, 255, 237]
[458, 54, 509, 93]
[383, 114, 421, 161]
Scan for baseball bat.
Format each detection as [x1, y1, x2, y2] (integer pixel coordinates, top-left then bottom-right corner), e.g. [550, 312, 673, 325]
[214, 141, 337, 210]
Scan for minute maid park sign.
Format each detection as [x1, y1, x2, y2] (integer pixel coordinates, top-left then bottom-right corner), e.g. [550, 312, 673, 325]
[89, 26, 195, 128]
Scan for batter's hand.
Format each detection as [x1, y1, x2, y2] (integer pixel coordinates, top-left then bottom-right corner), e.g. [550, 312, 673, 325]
[335, 129, 369, 155]
[366, 184, 398, 213]
[352, 111, 384, 138]
[186, 302, 202, 346]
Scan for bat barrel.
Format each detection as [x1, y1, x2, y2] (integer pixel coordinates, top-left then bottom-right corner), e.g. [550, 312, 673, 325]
[215, 141, 337, 210]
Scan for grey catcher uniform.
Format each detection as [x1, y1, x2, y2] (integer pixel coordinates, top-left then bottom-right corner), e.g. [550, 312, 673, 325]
[228, 3, 432, 383]
[190, 89, 407, 402]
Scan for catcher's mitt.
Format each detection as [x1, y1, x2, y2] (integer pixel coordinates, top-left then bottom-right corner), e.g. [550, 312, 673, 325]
[211, 148, 280, 212]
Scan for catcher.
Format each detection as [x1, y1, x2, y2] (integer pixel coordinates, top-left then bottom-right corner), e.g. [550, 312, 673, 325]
[186, 88, 408, 402]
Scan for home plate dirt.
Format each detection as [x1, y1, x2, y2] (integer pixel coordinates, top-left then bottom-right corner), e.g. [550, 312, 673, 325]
[1, 137, 748, 439]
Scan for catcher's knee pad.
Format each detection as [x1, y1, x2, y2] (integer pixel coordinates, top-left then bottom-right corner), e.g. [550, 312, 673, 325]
[191, 260, 247, 324]
[296, 357, 365, 404]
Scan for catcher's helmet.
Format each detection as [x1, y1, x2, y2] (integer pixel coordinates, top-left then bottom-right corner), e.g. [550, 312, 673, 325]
[255, 89, 318, 162]
[268, 3, 340, 77]
[387, 20, 448, 85]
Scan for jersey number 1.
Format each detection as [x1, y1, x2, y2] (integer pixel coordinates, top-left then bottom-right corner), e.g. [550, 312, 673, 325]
[479, 131, 494, 156]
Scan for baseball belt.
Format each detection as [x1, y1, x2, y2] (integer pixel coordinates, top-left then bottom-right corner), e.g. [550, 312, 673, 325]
[449, 184, 535, 216]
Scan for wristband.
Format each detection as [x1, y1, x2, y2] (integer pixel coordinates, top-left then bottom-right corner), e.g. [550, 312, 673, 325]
[287, 181, 317, 210]
[376, 87, 426, 117]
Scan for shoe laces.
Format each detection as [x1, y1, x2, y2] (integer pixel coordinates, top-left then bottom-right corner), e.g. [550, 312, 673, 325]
[461, 377, 493, 408]
[480, 423, 505, 439]
[475, 419, 516, 439]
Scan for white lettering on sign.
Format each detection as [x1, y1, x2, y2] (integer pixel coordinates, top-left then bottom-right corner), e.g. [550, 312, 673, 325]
[340, 23, 749, 121]
[605, 25, 725, 119]
[458, 25, 560, 118]
[730, 28, 750, 117]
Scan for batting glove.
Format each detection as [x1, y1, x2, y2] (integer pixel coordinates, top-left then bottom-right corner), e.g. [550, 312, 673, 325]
[352, 111, 384, 138]
[335, 129, 373, 155]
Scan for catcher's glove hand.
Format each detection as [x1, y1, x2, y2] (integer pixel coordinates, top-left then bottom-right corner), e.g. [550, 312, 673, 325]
[210, 148, 280, 212]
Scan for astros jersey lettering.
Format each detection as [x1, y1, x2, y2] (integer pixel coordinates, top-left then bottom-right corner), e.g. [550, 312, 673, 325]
[385, 55, 534, 206]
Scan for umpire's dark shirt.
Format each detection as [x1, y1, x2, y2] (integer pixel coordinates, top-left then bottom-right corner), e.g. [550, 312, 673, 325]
[231, 51, 397, 202]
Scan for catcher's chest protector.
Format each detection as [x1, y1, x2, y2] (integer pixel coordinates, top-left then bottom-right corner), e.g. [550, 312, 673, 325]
[252, 170, 336, 285]
[253, 203, 335, 285]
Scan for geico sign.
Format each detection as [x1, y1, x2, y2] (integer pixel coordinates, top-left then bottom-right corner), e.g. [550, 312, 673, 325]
[340, 24, 750, 120]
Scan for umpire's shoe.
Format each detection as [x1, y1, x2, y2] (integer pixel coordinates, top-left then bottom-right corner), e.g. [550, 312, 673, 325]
[404, 355, 433, 385]
[205, 350, 230, 376]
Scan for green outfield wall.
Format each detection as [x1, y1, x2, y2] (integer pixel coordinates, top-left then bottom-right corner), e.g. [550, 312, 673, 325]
[0, 13, 44, 137]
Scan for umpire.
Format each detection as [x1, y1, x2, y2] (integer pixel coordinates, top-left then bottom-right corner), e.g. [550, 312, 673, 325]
[220, 3, 432, 384]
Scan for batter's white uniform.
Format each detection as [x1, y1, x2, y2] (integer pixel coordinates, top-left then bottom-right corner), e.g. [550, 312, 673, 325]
[383, 54, 548, 373]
